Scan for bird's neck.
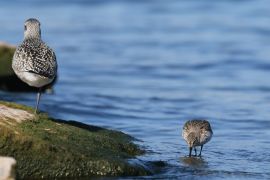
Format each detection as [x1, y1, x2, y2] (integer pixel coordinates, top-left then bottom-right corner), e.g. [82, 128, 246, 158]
[24, 30, 41, 40]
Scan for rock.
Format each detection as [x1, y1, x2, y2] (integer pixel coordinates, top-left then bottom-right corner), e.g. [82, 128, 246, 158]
[0, 42, 55, 92]
[0, 101, 151, 179]
[0, 104, 35, 123]
[0, 156, 16, 180]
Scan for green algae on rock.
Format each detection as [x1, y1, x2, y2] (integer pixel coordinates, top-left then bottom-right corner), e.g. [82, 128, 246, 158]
[0, 42, 15, 77]
[0, 42, 32, 92]
[0, 101, 151, 179]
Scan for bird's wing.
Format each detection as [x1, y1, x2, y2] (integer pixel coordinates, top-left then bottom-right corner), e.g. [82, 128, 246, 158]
[13, 40, 57, 79]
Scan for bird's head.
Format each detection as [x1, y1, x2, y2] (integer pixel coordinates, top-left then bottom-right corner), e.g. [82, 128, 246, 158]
[186, 132, 199, 147]
[24, 18, 41, 39]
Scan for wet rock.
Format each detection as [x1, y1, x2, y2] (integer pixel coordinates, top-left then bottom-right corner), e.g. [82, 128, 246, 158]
[0, 101, 151, 179]
[0, 156, 16, 180]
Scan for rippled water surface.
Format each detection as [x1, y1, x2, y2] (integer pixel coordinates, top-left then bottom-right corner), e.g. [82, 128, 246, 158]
[1, 0, 270, 179]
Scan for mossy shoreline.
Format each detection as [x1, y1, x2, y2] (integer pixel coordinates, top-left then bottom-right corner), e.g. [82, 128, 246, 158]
[0, 101, 151, 179]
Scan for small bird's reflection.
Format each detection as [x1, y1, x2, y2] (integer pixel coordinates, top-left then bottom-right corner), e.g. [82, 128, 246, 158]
[180, 156, 208, 168]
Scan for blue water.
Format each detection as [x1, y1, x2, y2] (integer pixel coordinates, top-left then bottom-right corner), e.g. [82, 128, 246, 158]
[1, 0, 270, 179]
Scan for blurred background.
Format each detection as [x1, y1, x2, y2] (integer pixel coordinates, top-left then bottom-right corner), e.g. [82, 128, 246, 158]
[1, 0, 270, 179]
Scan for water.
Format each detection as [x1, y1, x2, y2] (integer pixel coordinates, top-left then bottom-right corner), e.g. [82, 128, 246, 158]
[1, 0, 270, 179]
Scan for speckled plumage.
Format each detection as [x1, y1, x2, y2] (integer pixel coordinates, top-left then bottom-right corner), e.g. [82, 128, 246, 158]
[13, 38, 56, 79]
[182, 119, 213, 157]
[12, 18, 57, 113]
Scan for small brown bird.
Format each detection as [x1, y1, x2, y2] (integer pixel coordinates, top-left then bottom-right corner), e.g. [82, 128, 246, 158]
[182, 119, 213, 157]
[12, 18, 57, 114]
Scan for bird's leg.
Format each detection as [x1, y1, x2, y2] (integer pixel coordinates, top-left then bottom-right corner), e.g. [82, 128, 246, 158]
[194, 147, 197, 156]
[189, 147, 192, 157]
[199, 145, 203, 157]
[35, 88, 42, 114]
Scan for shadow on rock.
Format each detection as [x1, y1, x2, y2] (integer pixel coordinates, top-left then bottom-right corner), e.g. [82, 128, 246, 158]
[53, 119, 105, 133]
[180, 156, 208, 168]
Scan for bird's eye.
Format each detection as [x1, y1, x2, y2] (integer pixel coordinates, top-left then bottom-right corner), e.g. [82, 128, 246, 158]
[24, 25, 27, 31]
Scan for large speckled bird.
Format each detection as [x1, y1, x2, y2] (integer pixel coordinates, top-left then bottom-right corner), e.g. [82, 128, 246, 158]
[182, 119, 213, 157]
[12, 18, 57, 114]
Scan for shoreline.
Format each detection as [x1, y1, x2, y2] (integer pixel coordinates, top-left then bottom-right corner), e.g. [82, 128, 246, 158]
[0, 101, 152, 179]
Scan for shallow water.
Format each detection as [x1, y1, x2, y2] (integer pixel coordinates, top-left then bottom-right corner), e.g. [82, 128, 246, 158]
[1, 0, 270, 179]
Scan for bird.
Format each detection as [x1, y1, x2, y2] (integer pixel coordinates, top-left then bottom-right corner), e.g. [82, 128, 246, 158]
[182, 119, 213, 157]
[12, 18, 57, 114]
